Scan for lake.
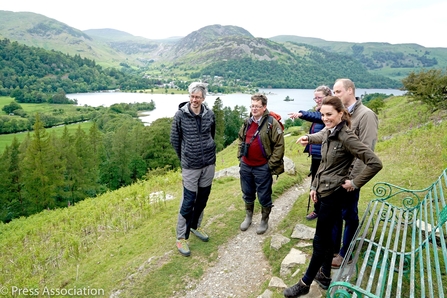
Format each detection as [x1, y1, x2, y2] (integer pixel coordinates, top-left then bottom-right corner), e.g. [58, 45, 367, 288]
[67, 88, 405, 125]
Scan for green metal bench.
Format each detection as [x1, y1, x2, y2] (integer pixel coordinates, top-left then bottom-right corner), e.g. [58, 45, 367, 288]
[328, 168, 447, 298]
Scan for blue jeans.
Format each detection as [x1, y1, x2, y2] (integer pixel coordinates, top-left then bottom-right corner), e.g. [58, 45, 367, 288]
[239, 161, 273, 207]
[332, 189, 360, 257]
[302, 187, 347, 284]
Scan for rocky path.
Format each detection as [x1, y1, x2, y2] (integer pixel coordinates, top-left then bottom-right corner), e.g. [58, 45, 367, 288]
[183, 178, 311, 298]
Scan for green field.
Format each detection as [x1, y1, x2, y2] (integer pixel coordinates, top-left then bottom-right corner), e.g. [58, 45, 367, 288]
[0, 96, 95, 152]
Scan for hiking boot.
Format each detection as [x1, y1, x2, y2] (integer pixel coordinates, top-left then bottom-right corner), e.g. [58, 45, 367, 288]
[283, 279, 310, 298]
[191, 227, 209, 242]
[306, 211, 318, 220]
[176, 239, 190, 257]
[315, 269, 331, 290]
[256, 206, 272, 235]
[240, 203, 254, 231]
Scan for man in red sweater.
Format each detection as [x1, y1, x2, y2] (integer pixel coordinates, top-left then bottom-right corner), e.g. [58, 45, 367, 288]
[237, 93, 285, 235]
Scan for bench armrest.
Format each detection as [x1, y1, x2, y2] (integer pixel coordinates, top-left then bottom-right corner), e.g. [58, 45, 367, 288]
[372, 182, 431, 209]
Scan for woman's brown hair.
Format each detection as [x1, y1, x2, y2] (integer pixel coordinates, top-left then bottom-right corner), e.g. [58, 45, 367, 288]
[322, 96, 351, 128]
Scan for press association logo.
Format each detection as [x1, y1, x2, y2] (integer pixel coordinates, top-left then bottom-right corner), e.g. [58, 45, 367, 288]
[0, 285, 105, 296]
[0, 285, 8, 296]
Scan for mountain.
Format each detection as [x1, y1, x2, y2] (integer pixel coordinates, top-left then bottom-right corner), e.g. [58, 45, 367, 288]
[0, 10, 168, 67]
[270, 35, 447, 80]
[2, 10, 446, 88]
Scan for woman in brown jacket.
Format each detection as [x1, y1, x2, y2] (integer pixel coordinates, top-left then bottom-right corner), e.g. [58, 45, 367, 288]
[284, 96, 383, 298]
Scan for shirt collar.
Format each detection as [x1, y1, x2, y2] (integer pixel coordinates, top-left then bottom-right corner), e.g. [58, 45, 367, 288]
[251, 116, 262, 124]
[347, 102, 355, 113]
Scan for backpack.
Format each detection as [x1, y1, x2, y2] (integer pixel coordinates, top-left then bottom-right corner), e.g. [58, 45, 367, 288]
[268, 111, 284, 131]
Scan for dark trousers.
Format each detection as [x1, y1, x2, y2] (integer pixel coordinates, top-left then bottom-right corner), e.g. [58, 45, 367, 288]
[303, 188, 347, 284]
[332, 189, 360, 257]
[176, 165, 215, 240]
[310, 157, 321, 213]
[239, 161, 273, 207]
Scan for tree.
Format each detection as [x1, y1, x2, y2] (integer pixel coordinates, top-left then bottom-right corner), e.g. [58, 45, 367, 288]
[0, 137, 22, 221]
[2, 101, 22, 114]
[143, 117, 180, 170]
[401, 68, 447, 111]
[212, 97, 225, 152]
[223, 106, 246, 146]
[365, 98, 385, 114]
[20, 114, 65, 213]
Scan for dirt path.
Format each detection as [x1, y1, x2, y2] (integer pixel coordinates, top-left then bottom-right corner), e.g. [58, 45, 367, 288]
[183, 178, 311, 298]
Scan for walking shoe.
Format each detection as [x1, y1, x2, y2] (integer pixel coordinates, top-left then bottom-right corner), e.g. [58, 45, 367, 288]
[332, 254, 353, 269]
[176, 239, 190, 257]
[190, 227, 209, 242]
[306, 211, 318, 220]
[283, 279, 310, 298]
[315, 269, 332, 290]
[332, 254, 343, 268]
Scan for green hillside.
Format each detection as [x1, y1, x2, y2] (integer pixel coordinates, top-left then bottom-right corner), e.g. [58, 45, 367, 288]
[0, 94, 446, 297]
[271, 35, 447, 81]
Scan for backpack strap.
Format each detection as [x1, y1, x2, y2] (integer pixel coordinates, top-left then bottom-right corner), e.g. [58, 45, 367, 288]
[245, 116, 268, 145]
[267, 115, 273, 131]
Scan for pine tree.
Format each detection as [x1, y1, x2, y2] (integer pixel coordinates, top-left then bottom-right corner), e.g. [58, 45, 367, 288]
[20, 114, 65, 213]
[212, 97, 225, 152]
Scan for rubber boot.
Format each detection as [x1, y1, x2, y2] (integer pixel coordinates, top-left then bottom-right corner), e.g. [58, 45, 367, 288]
[256, 206, 272, 234]
[240, 203, 254, 231]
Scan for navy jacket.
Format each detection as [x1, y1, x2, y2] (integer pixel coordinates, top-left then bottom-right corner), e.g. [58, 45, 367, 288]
[299, 110, 324, 159]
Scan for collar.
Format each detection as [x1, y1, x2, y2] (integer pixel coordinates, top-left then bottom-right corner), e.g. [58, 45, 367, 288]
[347, 103, 355, 113]
[251, 116, 262, 124]
[328, 121, 347, 138]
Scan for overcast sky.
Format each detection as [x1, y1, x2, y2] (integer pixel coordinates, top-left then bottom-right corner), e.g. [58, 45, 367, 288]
[2, 0, 446, 48]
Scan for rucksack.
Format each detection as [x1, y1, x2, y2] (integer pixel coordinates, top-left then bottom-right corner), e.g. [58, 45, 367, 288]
[268, 111, 284, 131]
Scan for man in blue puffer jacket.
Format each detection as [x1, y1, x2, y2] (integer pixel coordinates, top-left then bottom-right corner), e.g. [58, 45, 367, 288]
[289, 85, 332, 220]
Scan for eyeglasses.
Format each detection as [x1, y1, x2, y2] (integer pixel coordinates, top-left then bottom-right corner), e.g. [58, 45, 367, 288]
[313, 96, 325, 101]
[190, 95, 203, 100]
[250, 105, 264, 109]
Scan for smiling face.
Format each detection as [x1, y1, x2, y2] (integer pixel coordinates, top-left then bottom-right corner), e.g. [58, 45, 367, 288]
[189, 91, 205, 113]
[320, 104, 344, 129]
[313, 90, 326, 109]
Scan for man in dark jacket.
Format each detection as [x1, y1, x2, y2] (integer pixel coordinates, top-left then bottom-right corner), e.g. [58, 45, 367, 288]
[237, 93, 285, 235]
[170, 82, 216, 257]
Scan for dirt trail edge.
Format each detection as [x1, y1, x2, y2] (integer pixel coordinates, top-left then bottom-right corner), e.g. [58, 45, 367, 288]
[183, 178, 311, 298]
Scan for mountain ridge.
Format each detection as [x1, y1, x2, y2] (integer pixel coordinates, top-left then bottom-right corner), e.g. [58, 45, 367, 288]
[1, 10, 446, 87]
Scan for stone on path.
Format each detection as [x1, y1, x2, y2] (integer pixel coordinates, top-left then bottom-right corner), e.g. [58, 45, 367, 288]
[291, 223, 315, 239]
[280, 248, 307, 276]
[270, 234, 291, 250]
[268, 276, 288, 288]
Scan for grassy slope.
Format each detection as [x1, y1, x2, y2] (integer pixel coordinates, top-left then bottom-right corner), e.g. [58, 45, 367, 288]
[0, 95, 446, 297]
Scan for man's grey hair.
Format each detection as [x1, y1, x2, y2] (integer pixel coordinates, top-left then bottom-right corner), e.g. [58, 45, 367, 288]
[188, 82, 208, 98]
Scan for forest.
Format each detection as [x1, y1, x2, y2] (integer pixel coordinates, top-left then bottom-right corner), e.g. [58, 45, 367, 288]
[0, 39, 159, 101]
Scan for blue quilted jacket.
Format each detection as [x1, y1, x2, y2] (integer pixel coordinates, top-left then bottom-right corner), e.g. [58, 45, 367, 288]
[299, 110, 324, 159]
